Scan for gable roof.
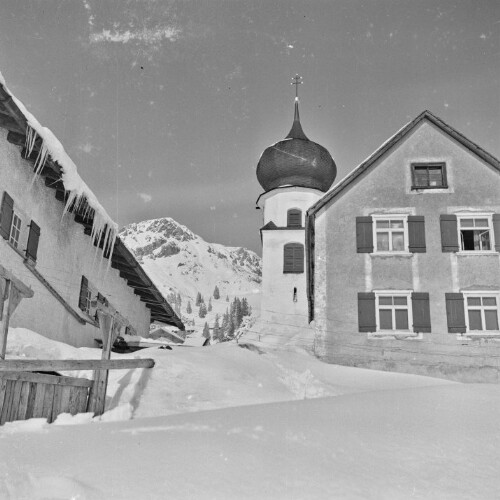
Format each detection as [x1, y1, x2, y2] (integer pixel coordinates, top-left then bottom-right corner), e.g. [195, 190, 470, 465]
[307, 110, 500, 218]
[0, 77, 184, 330]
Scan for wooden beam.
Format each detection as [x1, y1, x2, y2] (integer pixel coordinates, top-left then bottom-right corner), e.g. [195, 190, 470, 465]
[0, 359, 155, 372]
[0, 114, 24, 134]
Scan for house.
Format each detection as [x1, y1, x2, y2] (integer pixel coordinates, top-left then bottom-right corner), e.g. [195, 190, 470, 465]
[0, 73, 183, 347]
[306, 110, 500, 382]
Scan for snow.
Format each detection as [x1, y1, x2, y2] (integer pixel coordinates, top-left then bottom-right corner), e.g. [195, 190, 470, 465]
[2, 327, 500, 499]
[0, 71, 118, 253]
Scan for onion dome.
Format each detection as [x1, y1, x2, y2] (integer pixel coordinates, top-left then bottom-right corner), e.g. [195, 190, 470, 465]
[256, 97, 337, 192]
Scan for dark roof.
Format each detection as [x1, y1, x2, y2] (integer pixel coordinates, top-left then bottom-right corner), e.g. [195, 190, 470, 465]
[256, 99, 337, 193]
[305, 110, 500, 323]
[0, 82, 184, 330]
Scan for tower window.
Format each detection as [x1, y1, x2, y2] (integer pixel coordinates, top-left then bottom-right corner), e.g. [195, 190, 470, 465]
[287, 209, 302, 228]
[283, 243, 304, 273]
[293, 287, 298, 302]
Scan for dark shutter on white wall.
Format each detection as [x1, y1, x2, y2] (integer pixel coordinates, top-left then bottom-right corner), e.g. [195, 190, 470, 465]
[445, 293, 466, 333]
[411, 292, 431, 332]
[287, 209, 302, 228]
[440, 215, 459, 252]
[283, 243, 304, 273]
[25, 221, 40, 261]
[356, 216, 373, 253]
[78, 276, 89, 311]
[493, 214, 500, 252]
[358, 292, 376, 332]
[0, 192, 14, 240]
[408, 216, 426, 253]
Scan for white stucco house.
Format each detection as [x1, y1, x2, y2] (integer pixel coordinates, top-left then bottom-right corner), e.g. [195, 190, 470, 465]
[0, 73, 183, 347]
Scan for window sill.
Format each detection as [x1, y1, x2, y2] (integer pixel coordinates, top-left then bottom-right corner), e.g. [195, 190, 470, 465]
[458, 332, 500, 339]
[410, 187, 449, 192]
[368, 331, 423, 340]
[456, 251, 499, 257]
[370, 252, 413, 258]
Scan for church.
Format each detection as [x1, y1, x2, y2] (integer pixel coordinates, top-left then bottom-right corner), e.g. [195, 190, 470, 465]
[256, 77, 500, 382]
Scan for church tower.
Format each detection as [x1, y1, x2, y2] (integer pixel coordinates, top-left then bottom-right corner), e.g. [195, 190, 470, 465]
[255, 76, 337, 340]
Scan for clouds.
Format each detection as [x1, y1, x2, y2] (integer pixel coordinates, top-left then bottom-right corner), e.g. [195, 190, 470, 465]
[138, 192, 153, 203]
[89, 26, 181, 45]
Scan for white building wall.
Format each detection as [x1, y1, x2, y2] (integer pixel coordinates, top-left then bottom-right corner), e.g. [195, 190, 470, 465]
[258, 187, 323, 226]
[0, 129, 150, 347]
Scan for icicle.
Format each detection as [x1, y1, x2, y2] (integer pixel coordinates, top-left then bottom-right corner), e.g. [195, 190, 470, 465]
[33, 141, 49, 175]
[24, 125, 37, 159]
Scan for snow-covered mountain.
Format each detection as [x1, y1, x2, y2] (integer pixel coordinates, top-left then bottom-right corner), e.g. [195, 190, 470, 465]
[119, 218, 261, 316]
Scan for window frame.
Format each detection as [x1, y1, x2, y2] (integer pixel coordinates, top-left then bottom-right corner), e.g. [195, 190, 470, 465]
[375, 290, 413, 334]
[372, 215, 409, 254]
[463, 292, 500, 335]
[9, 213, 22, 248]
[411, 162, 447, 190]
[457, 214, 495, 253]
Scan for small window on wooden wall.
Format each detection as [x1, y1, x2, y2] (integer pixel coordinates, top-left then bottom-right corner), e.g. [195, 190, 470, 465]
[411, 163, 447, 189]
[283, 243, 304, 273]
[287, 209, 302, 228]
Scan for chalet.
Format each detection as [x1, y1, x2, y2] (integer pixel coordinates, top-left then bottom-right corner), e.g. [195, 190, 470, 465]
[307, 110, 500, 382]
[0, 73, 183, 347]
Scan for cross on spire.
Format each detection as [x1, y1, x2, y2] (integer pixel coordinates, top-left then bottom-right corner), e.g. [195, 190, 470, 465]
[291, 74, 303, 99]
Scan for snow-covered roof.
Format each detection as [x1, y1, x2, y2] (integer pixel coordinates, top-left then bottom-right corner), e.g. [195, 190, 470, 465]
[0, 70, 117, 252]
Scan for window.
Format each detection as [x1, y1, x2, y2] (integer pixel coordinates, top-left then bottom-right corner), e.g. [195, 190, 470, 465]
[283, 243, 304, 273]
[376, 292, 412, 332]
[287, 209, 302, 228]
[373, 216, 408, 252]
[411, 163, 447, 189]
[465, 294, 499, 332]
[458, 216, 492, 251]
[9, 214, 22, 248]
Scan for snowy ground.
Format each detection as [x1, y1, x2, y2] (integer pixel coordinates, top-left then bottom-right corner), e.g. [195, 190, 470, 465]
[2, 328, 500, 499]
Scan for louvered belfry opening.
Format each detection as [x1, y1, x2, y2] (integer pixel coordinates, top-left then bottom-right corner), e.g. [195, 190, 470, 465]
[283, 243, 304, 273]
[287, 209, 302, 228]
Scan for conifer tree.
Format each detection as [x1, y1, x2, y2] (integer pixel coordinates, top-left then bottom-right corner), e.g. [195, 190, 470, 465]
[202, 322, 210, 340]
[198, 302, 207, 318]
[176, 293, 182, 308]
[195, 292, 202, 306]
[186, 301, 192, 314]
[213, 314, 221, 341]
[226, 295, 229, 302]
[241, 298, 249, 317]
[213, 285, 220, 300]
[208, 297, 213, 312]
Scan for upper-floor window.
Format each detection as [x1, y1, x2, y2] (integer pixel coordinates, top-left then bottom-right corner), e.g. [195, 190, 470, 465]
[411, 163, 447, 189]
[287, 209, 302, 228]
[0, 191, 40, 262]
[458, 215, 492, 251]
[373, 215, 408, 253]
[9, 214, 22, 248]
[283, 243, 304, 273]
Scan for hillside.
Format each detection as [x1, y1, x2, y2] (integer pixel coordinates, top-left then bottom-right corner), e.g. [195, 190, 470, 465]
[119, 217, 262, 330]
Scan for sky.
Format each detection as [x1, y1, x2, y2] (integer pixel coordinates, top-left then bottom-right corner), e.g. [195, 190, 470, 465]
[0, 0, 498, 254]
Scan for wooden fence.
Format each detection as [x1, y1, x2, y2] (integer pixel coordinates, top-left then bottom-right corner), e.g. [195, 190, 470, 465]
[0, 358, 155, 425]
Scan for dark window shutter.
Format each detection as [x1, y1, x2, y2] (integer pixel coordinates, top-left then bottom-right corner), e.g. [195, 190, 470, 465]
[440, 214, 459, 252]
[411, 292, 431, 333]
[283, 243, 304, 273]
[358, 292, 376, 332]
[445, 293, 466, 333]
[0, 192, 14, 240]
[356, 216, 373, 253]
[408, 216, 426, 253]
[78, 276, 89, 311]
[287, 209, 302, 228]
[25, 221, 40, 261]
[493, 214, 500, 252]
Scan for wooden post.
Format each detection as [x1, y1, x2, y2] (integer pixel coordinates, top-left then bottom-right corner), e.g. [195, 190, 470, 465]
[87, 311, 114, 416]
[0, 280, 12, 360]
